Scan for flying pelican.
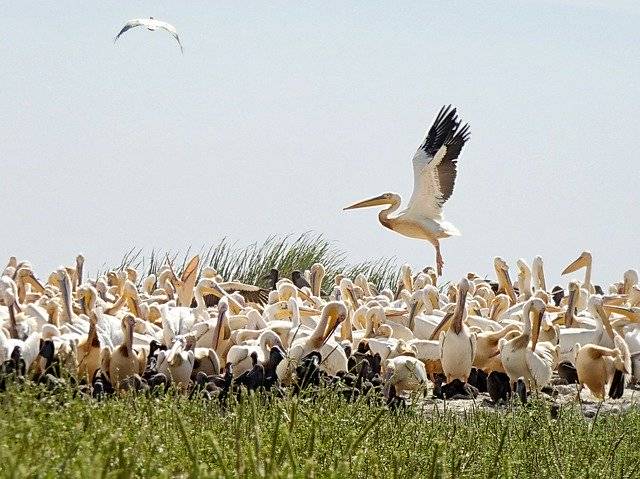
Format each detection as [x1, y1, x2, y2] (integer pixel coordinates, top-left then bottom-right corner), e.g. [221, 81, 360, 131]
[114, 17, 184, 53]
[344, 105, 470, 276]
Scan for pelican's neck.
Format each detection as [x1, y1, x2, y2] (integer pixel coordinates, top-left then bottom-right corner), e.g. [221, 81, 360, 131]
[378, 197, 401, 229]
[340, 310, 353, 342]
[8, 303, 19, 339]
[87, 316, 100, 347]
[584, 264, 592, 292]
[590, 303, 614, 340]
[194, 284, 207, 310]
[521, 303, 532, 339]
[290, 301, 300, 328]
[125, 322, 134, 355]
[452, 290, 467, 334]
[311, 308, 331, 341]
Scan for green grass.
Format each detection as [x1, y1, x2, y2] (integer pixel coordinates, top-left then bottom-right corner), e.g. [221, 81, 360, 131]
[2, 383, 640, 478]
[111, 233, 400, 293]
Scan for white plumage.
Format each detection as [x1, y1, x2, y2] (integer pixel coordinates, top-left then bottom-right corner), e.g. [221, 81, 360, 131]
[114, 17, 183, 53]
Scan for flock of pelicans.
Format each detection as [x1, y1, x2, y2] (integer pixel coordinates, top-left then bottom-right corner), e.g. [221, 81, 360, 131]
[5, 26, 638, 406]
[1, 251, 639, 409]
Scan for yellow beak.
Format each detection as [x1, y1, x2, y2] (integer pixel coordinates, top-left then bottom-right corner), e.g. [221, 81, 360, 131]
[561, 254, 588, 275]
[343, 194, 389, 210]
[603, 305, 640, 322]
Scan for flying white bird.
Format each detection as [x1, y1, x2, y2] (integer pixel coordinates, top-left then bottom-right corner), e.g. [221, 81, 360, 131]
[344, 105, 470, 276]
[114, 17, 183, 53]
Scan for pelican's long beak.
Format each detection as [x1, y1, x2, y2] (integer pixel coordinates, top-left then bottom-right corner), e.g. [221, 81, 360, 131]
[561, 254, 588, 275]
[299, 306, 322, 317]
[429, 311, 453, 340]
[544, 305, 562, 313]
[531, 309, 543, 350]
[167, 339, 184, 365]
[408, 300, 420, 331]
[28, 273, 46, 293]
[603, 305, 639, 322]
[343, 194, 389, 210]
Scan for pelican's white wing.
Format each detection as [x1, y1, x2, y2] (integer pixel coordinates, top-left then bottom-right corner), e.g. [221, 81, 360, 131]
[22, 332, 41, 371]
[405, 106, 470, 221]
[526, 344, 556, 389]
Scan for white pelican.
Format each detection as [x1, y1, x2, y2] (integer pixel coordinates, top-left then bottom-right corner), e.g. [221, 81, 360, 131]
[575, 336, 631, 401]
[344, 105, 470, 276]
[108, 314, 146, 389]
[276, 302, 347, 383]
[114, 17, 184, 53]
[436, 278, 476, 383]
[499, 298, 558, 391]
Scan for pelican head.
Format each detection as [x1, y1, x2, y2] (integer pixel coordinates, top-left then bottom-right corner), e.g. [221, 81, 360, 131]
[561, 251, 592, 275]
[343, 192, 398, 210]
[321, 301, 348, 343]
[622, 269, 639, 294]
[493, 257, 516, 303]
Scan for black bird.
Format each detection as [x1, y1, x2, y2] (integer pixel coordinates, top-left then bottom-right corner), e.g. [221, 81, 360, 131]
[264, 268, 279, 290]
[551, 286, 565, 307]
[9, 346, 26, 377]
[467, 368, 488, 392]
[0, 346, 26, 391]
[120, 374, 148, 393]
[294, 351, 322, 391]
[439, 379, 478, 400]
[91, 368, 114, 398]
[36, 339, 61, 381]
[557, 361, 579, 384]
[147, 372, 169, 393]
[609, 370, 625, 399]
[487, 371, 512, 404]
[291, 270, 311, 289]
[189, 371, 211, 400]
[263, 346, 285, 389]
[235, 352, 265, 392]
[515, 378, 528, 404]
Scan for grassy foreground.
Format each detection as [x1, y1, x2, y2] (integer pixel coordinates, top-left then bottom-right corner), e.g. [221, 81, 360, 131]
[2, 383, 640, 478]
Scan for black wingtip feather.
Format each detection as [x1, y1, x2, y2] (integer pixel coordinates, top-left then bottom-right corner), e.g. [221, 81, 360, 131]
[421, 105, 470, 156]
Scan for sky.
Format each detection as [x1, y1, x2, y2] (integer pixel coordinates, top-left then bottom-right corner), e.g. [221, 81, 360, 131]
[2, 1, 639, 286]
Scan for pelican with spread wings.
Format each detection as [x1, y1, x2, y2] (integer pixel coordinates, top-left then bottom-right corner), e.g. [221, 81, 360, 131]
[114, 17, 183, 53]
[344, 105, 470, 276]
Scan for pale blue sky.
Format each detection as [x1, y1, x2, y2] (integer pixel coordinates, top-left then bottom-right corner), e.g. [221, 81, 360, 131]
[2, 1, 638, 286]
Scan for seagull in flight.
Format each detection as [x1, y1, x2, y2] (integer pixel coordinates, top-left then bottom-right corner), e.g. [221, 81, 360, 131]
[114, 17, 183, 53]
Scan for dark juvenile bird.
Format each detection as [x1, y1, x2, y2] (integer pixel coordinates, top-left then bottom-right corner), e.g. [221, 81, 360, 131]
[557, 361, 579, 384]
[291, 271, 311, 289]
[551, 286, 565, 307]
[609, 370, 625, 399]
[515, 378, 528, 404]
[264, 269, 279, 290]
[263, 346, 285, 389]
[487, 371, 511, 404]
[235, 352, 265, 392]
[467, 368, 488, 393]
